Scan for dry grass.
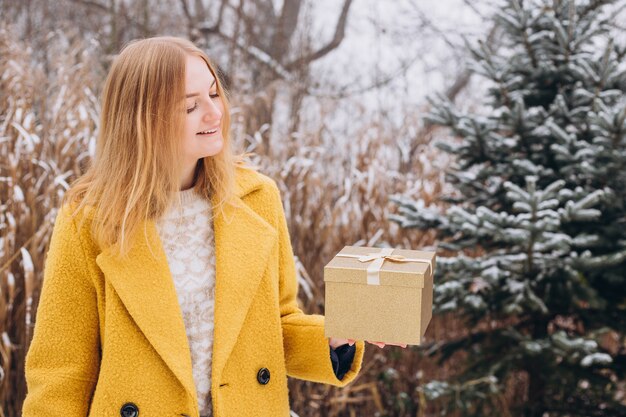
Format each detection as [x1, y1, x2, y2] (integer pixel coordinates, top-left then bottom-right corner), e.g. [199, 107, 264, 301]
[1, 24, 474, 417]
[0, 26, 100, 414]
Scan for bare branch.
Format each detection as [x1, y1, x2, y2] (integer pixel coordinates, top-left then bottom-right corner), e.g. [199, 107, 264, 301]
[179, 0, 199, 41]
[580, 0, 614, 19]
[215, 0, 228, 28]
[285, 0, 353, 70]
[194, 0, 206, 22]
[70, 0, 150, 34]
[230, 0, 267, 51]
[72, 0, 108, 12]
[180, 0, 193, 23]
[190, 0, 229, 37]
[445, 70, 472, 102]
[461, 0, 491, 20]
[309, 51, 424, 99]
[204, 28, 294, 81]
[250, 0, 278, 25]
[270, 0, 302, 62]
[444, 25, 499, 101]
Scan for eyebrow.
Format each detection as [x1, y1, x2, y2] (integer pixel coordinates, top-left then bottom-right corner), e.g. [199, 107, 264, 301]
[186, 79, 216, 98]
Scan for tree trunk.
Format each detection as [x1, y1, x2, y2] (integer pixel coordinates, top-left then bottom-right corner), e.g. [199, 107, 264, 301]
[526, 319, 548, 417]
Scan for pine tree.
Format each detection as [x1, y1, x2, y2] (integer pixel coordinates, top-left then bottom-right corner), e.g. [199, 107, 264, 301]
[390, 1, 626, 416]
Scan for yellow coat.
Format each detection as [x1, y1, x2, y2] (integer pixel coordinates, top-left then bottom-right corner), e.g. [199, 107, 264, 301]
[23, 167, 365, 417]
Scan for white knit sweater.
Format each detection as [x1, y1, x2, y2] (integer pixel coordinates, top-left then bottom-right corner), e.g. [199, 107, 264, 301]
[155, 188, 215, 417]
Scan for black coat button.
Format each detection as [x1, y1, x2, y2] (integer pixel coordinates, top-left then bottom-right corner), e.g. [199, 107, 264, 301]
[257, 367, 270, 385]
[120, 402, 139, 417]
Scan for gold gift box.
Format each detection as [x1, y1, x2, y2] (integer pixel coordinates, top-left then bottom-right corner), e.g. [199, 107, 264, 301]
[323, 245, 436, 346]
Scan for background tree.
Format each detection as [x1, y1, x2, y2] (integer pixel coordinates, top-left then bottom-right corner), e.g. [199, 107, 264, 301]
[391, 0, 626, 416]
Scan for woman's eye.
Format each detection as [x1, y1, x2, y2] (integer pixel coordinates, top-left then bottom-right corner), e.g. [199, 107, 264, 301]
[186, 103, 198, 113]
[186, 92, 218, 113]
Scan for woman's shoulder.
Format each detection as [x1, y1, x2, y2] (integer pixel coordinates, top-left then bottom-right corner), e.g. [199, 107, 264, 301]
[234, 165, 280, 198]
[54, 200, 98, 241]
[58, 199, 96, 221]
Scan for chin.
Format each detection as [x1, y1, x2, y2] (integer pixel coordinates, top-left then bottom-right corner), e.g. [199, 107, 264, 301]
[200, 139, 224, 158]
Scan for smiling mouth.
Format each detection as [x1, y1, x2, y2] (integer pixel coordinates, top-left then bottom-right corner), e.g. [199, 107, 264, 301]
[197, 128, 219, 135]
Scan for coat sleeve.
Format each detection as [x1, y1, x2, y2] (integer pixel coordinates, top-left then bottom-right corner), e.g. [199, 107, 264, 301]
[269, 182, 365, 387]
[22, 205, 101, 416]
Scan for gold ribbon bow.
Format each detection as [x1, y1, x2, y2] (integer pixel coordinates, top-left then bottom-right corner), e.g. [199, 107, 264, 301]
[336, 248, 433, 285]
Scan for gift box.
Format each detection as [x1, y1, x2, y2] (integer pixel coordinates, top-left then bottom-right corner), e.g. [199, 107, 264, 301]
[323, 246, 436, 346]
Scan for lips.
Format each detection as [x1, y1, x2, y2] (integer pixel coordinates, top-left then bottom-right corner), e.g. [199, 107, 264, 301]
[197, 127, 219, 135]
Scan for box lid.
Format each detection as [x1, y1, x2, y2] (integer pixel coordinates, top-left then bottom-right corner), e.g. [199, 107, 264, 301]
[324, 245, 436, 288]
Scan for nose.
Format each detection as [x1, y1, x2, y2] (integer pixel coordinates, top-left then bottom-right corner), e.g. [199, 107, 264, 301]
[203, 96, 222, 122]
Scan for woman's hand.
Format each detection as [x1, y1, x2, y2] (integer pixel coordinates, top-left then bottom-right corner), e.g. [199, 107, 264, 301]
[329, 337, 407, 349]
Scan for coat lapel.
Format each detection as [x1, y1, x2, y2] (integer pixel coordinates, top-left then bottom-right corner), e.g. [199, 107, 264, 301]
[96, 222, 198, 402]
[211, 191, 277, 383]
[95, 169, 277, 405]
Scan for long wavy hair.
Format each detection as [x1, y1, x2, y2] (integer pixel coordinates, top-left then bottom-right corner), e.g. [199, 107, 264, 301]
[64, 36, 246, 258]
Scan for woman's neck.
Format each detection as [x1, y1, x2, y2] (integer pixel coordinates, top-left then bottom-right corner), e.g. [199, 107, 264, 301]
[180, 160, 201, 191]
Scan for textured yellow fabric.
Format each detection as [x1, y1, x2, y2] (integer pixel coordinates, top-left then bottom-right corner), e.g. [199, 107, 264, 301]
[22, 167, 365, 417]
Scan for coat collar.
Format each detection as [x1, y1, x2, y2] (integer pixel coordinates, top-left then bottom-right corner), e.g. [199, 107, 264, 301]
[95, 168, 277, 408]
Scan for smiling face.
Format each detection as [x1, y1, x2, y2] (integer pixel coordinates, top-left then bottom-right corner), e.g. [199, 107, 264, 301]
[181, 54, 224, 177]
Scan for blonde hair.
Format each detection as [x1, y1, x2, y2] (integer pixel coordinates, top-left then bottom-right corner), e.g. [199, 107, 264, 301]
[64, 36, 246, 258]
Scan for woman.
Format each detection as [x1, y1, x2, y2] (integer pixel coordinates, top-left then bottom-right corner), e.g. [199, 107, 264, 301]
[22, 36, 394, 417]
